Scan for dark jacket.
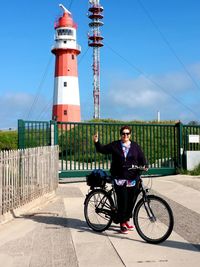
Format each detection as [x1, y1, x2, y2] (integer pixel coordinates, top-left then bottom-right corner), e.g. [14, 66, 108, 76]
[94, 140, 147, 180]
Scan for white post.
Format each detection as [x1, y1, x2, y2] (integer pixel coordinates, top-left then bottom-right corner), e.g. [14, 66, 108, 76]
[157, 111, 160, 122]
[51, 123, 55, 146]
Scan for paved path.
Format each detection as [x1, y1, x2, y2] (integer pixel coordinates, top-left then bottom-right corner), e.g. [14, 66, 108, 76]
[0, 175, 200, 267]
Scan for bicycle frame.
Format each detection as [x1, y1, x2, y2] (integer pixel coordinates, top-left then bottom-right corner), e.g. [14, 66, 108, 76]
[87, 174, 155, 222]
[138, 179, 157, 222]
[95, 190, 112, 215]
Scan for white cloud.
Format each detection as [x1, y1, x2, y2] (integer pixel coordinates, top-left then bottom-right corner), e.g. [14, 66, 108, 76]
[188, 62, 200, 80]
[0, 93, 31, 128]
[0, 92, 51, 129]
[155, 72, 192, 92]
[101, 65, 200, 123]
[107, 76, 166, 108]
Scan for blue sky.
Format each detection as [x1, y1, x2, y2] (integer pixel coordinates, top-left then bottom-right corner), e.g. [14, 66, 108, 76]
[1, 0, 200, 129]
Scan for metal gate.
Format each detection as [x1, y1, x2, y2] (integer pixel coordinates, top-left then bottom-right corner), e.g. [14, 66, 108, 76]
[18, 120, 57, 148]
[18, 120, 200, 178]
[56, 121, 181, 178]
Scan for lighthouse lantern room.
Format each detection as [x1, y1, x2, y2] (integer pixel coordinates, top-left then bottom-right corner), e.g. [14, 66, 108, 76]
[52, 4, 81, 122]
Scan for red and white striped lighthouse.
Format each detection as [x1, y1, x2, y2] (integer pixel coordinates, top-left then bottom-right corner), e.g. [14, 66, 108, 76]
[52, 4, 81, 122]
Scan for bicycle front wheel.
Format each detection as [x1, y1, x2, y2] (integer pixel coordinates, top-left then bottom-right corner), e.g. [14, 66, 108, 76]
[84, 189, 114, 232]
[133, 195, 174, 244]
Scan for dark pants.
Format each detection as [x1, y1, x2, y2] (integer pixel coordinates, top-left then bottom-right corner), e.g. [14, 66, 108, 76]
[114, 183, 139, 224]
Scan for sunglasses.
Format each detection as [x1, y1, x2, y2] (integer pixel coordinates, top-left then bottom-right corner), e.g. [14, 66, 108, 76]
[121, 132, 130, 136]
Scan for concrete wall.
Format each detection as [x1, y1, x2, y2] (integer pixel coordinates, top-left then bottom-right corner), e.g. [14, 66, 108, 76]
[184, 151, 200, 170]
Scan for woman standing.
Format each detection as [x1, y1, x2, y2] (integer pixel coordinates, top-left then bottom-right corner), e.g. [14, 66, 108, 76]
[93, 125, 147, 234]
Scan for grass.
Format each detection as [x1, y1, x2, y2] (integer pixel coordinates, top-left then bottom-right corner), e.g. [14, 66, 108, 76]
[0, 130, 18, 150]
[178, 164, 200, 176]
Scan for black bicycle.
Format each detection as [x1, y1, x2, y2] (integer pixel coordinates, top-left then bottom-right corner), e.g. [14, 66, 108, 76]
[84, 166, 174, 244]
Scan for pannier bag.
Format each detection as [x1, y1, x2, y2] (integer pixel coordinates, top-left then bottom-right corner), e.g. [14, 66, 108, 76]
[86, 169, 108, 188]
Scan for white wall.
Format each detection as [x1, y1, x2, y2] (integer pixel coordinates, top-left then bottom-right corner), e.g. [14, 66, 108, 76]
[184, 151, 200, 170]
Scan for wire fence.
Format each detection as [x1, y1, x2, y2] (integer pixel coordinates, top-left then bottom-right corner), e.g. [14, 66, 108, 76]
[0, 146, 59, 216]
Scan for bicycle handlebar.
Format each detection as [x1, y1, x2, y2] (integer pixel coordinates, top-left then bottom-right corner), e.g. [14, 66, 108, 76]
[127, 165, 148, 171]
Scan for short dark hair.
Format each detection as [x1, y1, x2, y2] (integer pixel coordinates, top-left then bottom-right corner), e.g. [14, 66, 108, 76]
[120, 125, 132, 135]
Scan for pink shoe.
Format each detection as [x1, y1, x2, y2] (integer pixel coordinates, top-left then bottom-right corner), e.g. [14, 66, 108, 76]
[125, 221, 134, 231]
[120, 223, 128, 234]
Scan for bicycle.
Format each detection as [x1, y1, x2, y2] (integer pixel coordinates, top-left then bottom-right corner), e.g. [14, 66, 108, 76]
[84, 166, 174, 244]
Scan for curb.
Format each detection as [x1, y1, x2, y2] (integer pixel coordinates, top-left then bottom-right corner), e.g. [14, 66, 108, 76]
[0, 191, 56, 225]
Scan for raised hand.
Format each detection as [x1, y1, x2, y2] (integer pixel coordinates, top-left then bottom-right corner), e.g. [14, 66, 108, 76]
[93, 132, 98, 143]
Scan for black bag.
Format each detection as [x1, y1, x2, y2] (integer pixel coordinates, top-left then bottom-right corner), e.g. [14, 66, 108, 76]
[86, 169, 108, 188]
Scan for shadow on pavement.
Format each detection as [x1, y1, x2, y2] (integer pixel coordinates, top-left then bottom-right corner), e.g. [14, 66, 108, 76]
[159, 240, 200, 252]
[20, 213, 200, 253]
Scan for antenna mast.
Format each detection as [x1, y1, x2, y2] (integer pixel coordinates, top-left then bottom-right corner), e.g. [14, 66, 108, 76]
[88, 0, 104, 119]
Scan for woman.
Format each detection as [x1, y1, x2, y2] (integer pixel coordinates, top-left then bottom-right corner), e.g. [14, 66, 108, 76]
[93, 125, 147, 234]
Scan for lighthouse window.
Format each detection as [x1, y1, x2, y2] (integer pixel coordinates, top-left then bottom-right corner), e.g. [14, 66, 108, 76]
[64, 110, 67, 115]
[64, 82, 67, 87]
[57, 29, 73, 36]
[72, 54, 74, 60]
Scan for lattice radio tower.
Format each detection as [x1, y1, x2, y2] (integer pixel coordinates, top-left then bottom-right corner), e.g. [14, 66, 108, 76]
[88, 0, 104, 119]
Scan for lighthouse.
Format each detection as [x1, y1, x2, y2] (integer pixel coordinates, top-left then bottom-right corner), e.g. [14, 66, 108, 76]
[52, 4, 81, 123]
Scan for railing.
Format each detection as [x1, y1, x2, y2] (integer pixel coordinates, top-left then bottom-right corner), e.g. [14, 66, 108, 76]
[0, 146, 59, 216]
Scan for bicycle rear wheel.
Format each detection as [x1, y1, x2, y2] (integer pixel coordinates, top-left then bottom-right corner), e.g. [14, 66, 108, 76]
[133, 195, 174, 244]
[84, 189, 114, 232]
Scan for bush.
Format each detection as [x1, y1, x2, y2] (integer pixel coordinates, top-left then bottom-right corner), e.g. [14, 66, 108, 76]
[178, 164, 200, 175]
